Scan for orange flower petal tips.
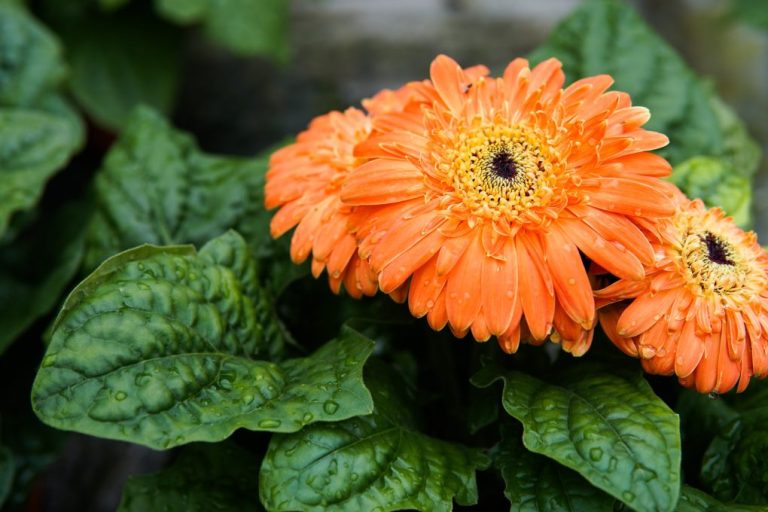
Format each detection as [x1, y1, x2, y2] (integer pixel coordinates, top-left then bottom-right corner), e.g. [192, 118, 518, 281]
[341, 54, 674, 354]
[597, 197, 768, 393]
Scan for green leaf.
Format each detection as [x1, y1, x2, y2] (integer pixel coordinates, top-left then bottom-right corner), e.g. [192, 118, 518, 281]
[529, 0, 760, 170]
[0, 109, 83, 239]
[0, 446, 13, 508]
[260, 364, 490, 512]
[669, 157, 752, 228]
[732, 0, 768, 31]
[155, 0, 289, 60]
[118, 443, 263, 511]
[700, 408, 768, 505]
[473, 364, 681, 512]
[60, 6, 181, 129]
[496, 423, 616, 512]
[32, 231, 374, 450]
[0, 3, 65, 107]
[0, 3, 84, 238]
[0, 197, 89, 355]
[675, 485, 765, 512]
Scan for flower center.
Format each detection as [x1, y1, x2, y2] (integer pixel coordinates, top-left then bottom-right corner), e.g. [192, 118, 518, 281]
[443, 124, 563, 222]
[680, 229, 746, 296]
[703, 232, 734, 266]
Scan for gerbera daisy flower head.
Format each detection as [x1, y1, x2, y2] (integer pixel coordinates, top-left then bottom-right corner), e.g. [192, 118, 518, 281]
[341, 54, 675, 355]
[265, 64, 489, 299]
[596, 194, 768, 393]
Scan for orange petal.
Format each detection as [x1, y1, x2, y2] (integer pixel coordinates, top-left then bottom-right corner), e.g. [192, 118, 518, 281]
[445, 231, 484, 333]
[599, 304, 639, 357]
[341, 159, 424, 205]
[408, 255, 448, 318]
[675, 319, 705, 379]
[546, 225, 595, 329]
[568, 204, 654, 266]
[427, 291, 448, 331]
[430, 54, 468, 116]
[482, 239, 518, 335]
[560, 218, 644, 280]
[516, 232, 554, 340]
[583, 177, 676, 217]
[378, 228, 443, 293]
[617, 288, 678, 338]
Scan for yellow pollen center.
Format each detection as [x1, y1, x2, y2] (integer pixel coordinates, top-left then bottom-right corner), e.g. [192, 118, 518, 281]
[444, 124, 560, 221]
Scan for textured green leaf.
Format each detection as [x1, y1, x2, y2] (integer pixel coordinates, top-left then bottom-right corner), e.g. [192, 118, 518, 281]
[496, 423, 615, 512]
[0, 109, 83, 239]
[530, 0, 760, 170]
[118, 443, 263, 511]
[0, 3, 65, 107]
[260, 364, 490, 512]
[0, 446, 13, 508]
[156, 0, 289, 60]
[474, 364, 681, 512]
[675, 485, 765, 512]
[700, 408, 768, 505]
[0, 197, 89, 355]
[32, 231, 373, 450]
[61, 6, 181, 129]
[670, 157, 752, 228]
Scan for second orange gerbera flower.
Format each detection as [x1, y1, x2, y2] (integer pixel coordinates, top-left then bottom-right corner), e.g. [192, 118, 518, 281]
[597, 195, 768, 393]
[341, 55, 675, 354]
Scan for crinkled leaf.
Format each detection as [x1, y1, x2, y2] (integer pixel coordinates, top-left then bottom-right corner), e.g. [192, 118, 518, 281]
[0, 3, 65, 107]
[60, 6, 181, 130]
[676, 485, 765, 512]
[670, 157, 752, 228]
[496, 423, 615, 512]
[701, 408, 768, 505]
[0, 446, 12, 508]
[32, 231, 373, 450]
[530, 0, 760, 170]
[0, 109, 83, 239]
[0, 197, 89, 355]
[156, 0, 289, 60]
[84, 107, 303, 294]
[118, 443, 263, 511]
[473, 364, 681, 512]
[260, 364, 490, 512]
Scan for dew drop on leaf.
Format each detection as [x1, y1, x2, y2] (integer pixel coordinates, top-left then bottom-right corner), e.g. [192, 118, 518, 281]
[323, 400, 340, 414]
[258, 419, 282, 429]
[589, 447, 603, 461]
[41, 354, 57, 367]
[115, 391, 127, 401]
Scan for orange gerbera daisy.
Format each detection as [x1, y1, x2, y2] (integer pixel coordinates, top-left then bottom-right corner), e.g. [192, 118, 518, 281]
[265, 65, 489, 299]
[265, 88, 419, 298]
[596, 195, 768, 393]
[341, 55, 675, 354]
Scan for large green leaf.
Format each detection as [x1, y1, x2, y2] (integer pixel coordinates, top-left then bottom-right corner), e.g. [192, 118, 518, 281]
[530, 0, 760, 172]
[0, 446, 12, 508]
[32, 231, 374, 450]
[260, 364, 490, 512]
[155, 0, 289, 60]
[0, 197, 89, 355]
[118, 443, 263, 511]
[669, 157, 752, 228]
[84, 107, 301, 293]
[473, 364, 681, 512]
[60, 5, 181, 129]
[700, 408, 768, 505]
[496, 423, 615, 512]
